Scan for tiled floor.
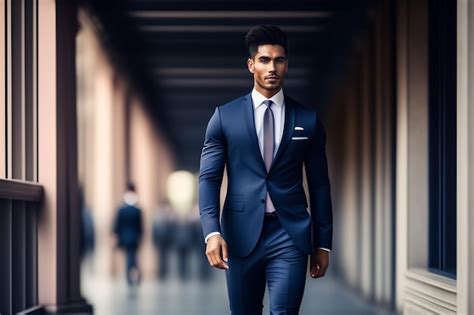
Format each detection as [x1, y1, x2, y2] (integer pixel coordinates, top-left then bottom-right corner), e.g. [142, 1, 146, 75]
[81, 253, 395, 315]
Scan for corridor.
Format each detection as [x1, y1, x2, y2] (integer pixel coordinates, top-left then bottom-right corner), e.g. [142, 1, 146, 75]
[0, 0, 471, 314]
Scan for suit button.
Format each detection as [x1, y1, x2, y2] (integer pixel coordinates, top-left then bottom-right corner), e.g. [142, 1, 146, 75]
[260, 199, 265, 203]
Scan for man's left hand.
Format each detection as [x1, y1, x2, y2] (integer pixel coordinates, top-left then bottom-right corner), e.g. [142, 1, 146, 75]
[309, 249, 329, 278]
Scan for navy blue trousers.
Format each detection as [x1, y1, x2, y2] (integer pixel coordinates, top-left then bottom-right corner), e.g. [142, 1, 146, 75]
[126, 248, 138, 285]
[225, 215, 308, 315]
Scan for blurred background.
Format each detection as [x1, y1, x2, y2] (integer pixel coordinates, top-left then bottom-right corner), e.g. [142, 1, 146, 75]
[1, 0, 472, 314]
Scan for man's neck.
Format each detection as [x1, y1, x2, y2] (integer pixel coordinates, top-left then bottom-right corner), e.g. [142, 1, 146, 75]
[254, 85, 281, 98]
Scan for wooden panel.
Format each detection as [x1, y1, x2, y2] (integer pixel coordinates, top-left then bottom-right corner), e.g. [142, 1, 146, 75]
[25, 0, 37, 182]
[0, 200, 39, 315]
[0, 0, 5, 179]
[6, 0, 12, 179]
[0, 199, 12, 315]
[0, 178, 43, 202]
[12, 200, 26, 313]
[25, 202, 38, 307]
[11, 0, 26, 180]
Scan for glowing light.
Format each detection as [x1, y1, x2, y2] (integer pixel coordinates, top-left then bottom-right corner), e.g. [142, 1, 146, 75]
[166, 170, 197, 216]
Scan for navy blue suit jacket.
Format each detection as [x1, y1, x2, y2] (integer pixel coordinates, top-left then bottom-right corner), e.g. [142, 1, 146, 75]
[113, 203, 143, 250]
[199, 92, 333, 257]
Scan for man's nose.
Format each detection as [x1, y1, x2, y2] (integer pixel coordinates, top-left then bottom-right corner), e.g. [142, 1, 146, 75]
[268, 60, 276, 71]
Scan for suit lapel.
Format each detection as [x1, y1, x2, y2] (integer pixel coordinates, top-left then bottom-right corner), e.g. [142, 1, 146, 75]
[243, 93, 267, 173]
[270, 93, 295, 171]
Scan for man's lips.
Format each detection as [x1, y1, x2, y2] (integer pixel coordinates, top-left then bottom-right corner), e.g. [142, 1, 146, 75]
[266, 76, 279, 80]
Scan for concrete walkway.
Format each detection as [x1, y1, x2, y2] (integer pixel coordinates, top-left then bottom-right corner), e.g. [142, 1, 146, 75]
[81, 259, 395, 315]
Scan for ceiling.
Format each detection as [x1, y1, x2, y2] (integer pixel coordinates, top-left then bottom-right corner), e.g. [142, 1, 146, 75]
[84, 0, 373, 171]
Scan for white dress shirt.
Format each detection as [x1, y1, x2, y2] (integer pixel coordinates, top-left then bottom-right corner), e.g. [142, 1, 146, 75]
[204, 88, 330, 252]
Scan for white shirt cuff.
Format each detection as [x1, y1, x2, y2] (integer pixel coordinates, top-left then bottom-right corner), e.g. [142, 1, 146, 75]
[317, 247, 331, 252]
[205, 232, 221, 244]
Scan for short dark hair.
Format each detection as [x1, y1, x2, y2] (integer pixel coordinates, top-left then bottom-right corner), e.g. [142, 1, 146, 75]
[127, 181, 136, 192]
[245, 25, 288, 58]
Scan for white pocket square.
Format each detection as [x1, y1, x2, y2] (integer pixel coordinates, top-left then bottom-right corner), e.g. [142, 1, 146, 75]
[291, 136, 308, 140]
[294, 126, 304, 130]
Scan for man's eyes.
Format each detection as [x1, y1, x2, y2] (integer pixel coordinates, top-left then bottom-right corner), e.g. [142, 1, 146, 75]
[259, 59, 285, 63]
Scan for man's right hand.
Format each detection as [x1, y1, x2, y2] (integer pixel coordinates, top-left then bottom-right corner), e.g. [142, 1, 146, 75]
[205, 234, 229, 270]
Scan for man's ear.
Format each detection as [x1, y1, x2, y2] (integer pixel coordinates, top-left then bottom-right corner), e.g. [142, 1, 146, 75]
[247, 58, 255, 74]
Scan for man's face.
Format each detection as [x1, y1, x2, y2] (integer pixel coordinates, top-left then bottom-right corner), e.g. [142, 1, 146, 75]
[247, 44, 288, 95]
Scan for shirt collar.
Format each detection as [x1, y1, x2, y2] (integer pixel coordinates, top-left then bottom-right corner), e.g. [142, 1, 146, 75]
[251, 87, 284, 110]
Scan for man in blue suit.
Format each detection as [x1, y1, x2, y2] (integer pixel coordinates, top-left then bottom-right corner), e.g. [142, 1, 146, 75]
[199, 25, 333, 314]
[113, 182, 143, 286]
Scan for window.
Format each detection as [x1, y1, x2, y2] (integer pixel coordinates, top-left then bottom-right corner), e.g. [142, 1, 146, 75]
[428, 0, 456, 279]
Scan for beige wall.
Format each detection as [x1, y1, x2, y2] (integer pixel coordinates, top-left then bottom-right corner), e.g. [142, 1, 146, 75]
[129, 96, 174, 277]
[38, 0, 58, 305]
[76, 9, 175, 281]
[324, 0, 471, 313]
[325, 0, 395, 309]
[456, 0, 474, 313]
[0, 0, 5, 179]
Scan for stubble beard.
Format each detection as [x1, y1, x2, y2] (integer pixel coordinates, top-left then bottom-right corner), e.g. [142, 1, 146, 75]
[257, 78, 283, 93]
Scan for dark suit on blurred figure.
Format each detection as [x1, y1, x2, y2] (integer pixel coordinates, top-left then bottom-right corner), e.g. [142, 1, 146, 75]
[113, 188, 143, 286]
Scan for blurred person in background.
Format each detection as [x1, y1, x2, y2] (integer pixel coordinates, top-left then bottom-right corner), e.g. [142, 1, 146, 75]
[113, 182, 144, 286]
[152, 198, 176, 280]
[174, 205, 198, 281]
[79, 185, 95, 272]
